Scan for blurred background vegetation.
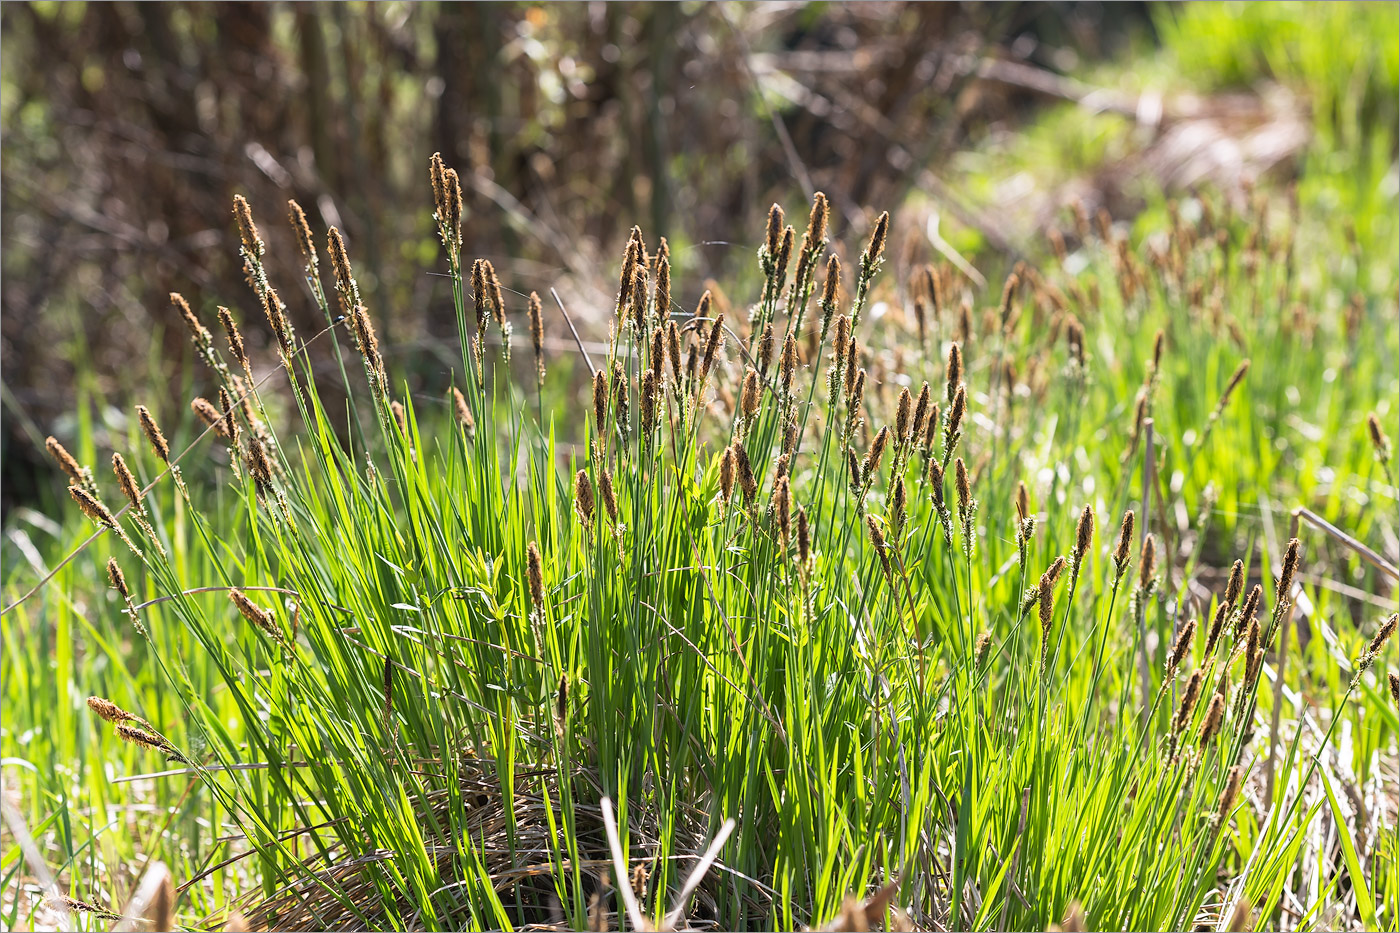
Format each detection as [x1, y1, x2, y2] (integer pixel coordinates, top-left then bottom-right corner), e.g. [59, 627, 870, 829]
[2, 1, 1396, 517]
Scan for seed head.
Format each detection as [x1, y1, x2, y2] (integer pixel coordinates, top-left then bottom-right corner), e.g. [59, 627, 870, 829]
[866, 514, 891, 579]
[261, 288, 293, 356]
[327, 227, 355, 297]
[1220, 359, 1250, 409]
[218, 387, 241, 445]
[765, 203, 784, 258]
[574, 470, 595, 525]
[217, 307, 248, 370]
[1388, 671, 1398, 707]
[245, 436, 274, 492]
[945, 384, 966, 444]
[922, 264, 941, 317]
[863, 211, 889, 266]
[910, 383, 931, 444]
[1217, 765, 1244, 822]
[1366, 412, 1392, 465]
[116, 723, 172, 753]
[639, 368, 659, 440]
[734, 440, 758, 502]
[945, 343, 963, 404]
[170, 292, 209, 347]
[998, 273, 1019, 327]
[136, 407, 170, 463]
[1038, 569, 1055, 634]
[716, 446, 737, 503]
[593, 370, 609, 439]
[1197, 694, 1224, 745]
[975, 632, 993, 667]
[1237, 585, 1262, 641]
[1173, 670, 1204, 735]
[70, 485, 116, 527]
[598, 466, 619, 524]
[288, 199, 318, 270]
[112, 453, 142, 511]
[1225, 560, 1245, 608]
[775, 226, 795, 284]
[451, 387, 475, 434]
[1275, 538, 1300, 604]
[890, 477, 907, 541]
[45, 436, 85, 483]
[780, 333, 797, 394]
[928, 459, 945, 508]
[774, 476, 792, 543]
[822, 256, 841, 312]
[1138, 534, 1157, 590]
[741, 367, 760, 418]
[666, 321, 683, 384]
[1205, 601, 1229, 657]
[191, 397, 225, 435]
[1073, 505, 1095, 569]
[862, 425, 889, 483]
[757, 321, 775, 373]
[1016, 482, 1031, 524]
[229, 588, 278, 638]
[1167, 618, 1197, 675]
[954, 457, 972, 515]
[526, 542, 545, 613]
[87, 696, 137, 724]
[106, 558, 129, 598]
[895, 387, 913, 444]
[233, 195, 263, 256]
[390, 400, 408, 434]
[484, 260, 507, 329]
[924, 401, 941, 451]
[699, 310, 724, 393]
[528, 291, 545, 385]
[1366, 612, 1398, 658]
[806, 191, 829, 246]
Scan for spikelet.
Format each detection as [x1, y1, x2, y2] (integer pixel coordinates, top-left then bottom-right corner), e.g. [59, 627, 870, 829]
[1139, 534, 1157, 592]
[847, 447, 863, 494]
[117, 723, 179, 756]
[734, 440, 758, 504]
[975, 632, 993, 668]
[1236, 584, 1262, 642]
[866, 514, 892, 581]
[245, 436, 274, 495]
[895, 387, 913, 446]
[390, 400, 408, 434]
[945, 343, 963, 404]
[698, 309, 724, 398]
[844, 368, 867, 440]
[352, 304, 385, 389]
[775, 225, 795, 289]
[1167, 618, 1197, 677]
[765, 204, 784, 260]
[1038, 567, 1056, 671]
[1355, 613, 1399, 682]
[526, 542, 545, 616]
[639, 369, 659, 444]
[780, 332, 797, 396]
[574, 469, 595, 527]
[593, 370, 609, 441]
[1367, 412, 1393, 472]
[1112, 510, 1135, 579]
[927, 460, 945, 508]
[528, 291, 546, 387]
[1216, 765, 1243, 823]
[756, 321, 775, 374]
[612, 363, 630, 446]
[1197, 694, 1224, 745]
[923, 401, 941, 452]
[46, 435, 96, 497]
[666, 321, 683, 385]
[327, 227, 358, 311]
[718, 446, 737, 503]
[741, 367, 761, 419]
[955, 457, 976, 557]
[890, 477, 907, 544]
[88, 695, 138, 724]
[1274, 538, 1300, 605]
[943, 384, 966, 462]
[288, 199, 318, 273]
[229, 588, 280, 641]
[191, 397, 227, 436]
[863, 211, 889, 268]
[217, 307, 249, 376]
[1071, 505, 1095, 581]
[112, 453, 143, 513]
[1388, 671, 1398, 708]
[171, 292, 221, 373]
[862, 426, 889, 485]
[1225, 560, 1245, 609]
[819, 255, 841, 343]
[774, 475, 792, 544]
[1204, 601, 1230, 657]
[1173, 670, 1204, 736]
[70, 485, 116, 528]
[233, 195, 264, 257]
[451, 387, 476, 437]
[596, 465, 619, 526]
[133, 407, 170, 464]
